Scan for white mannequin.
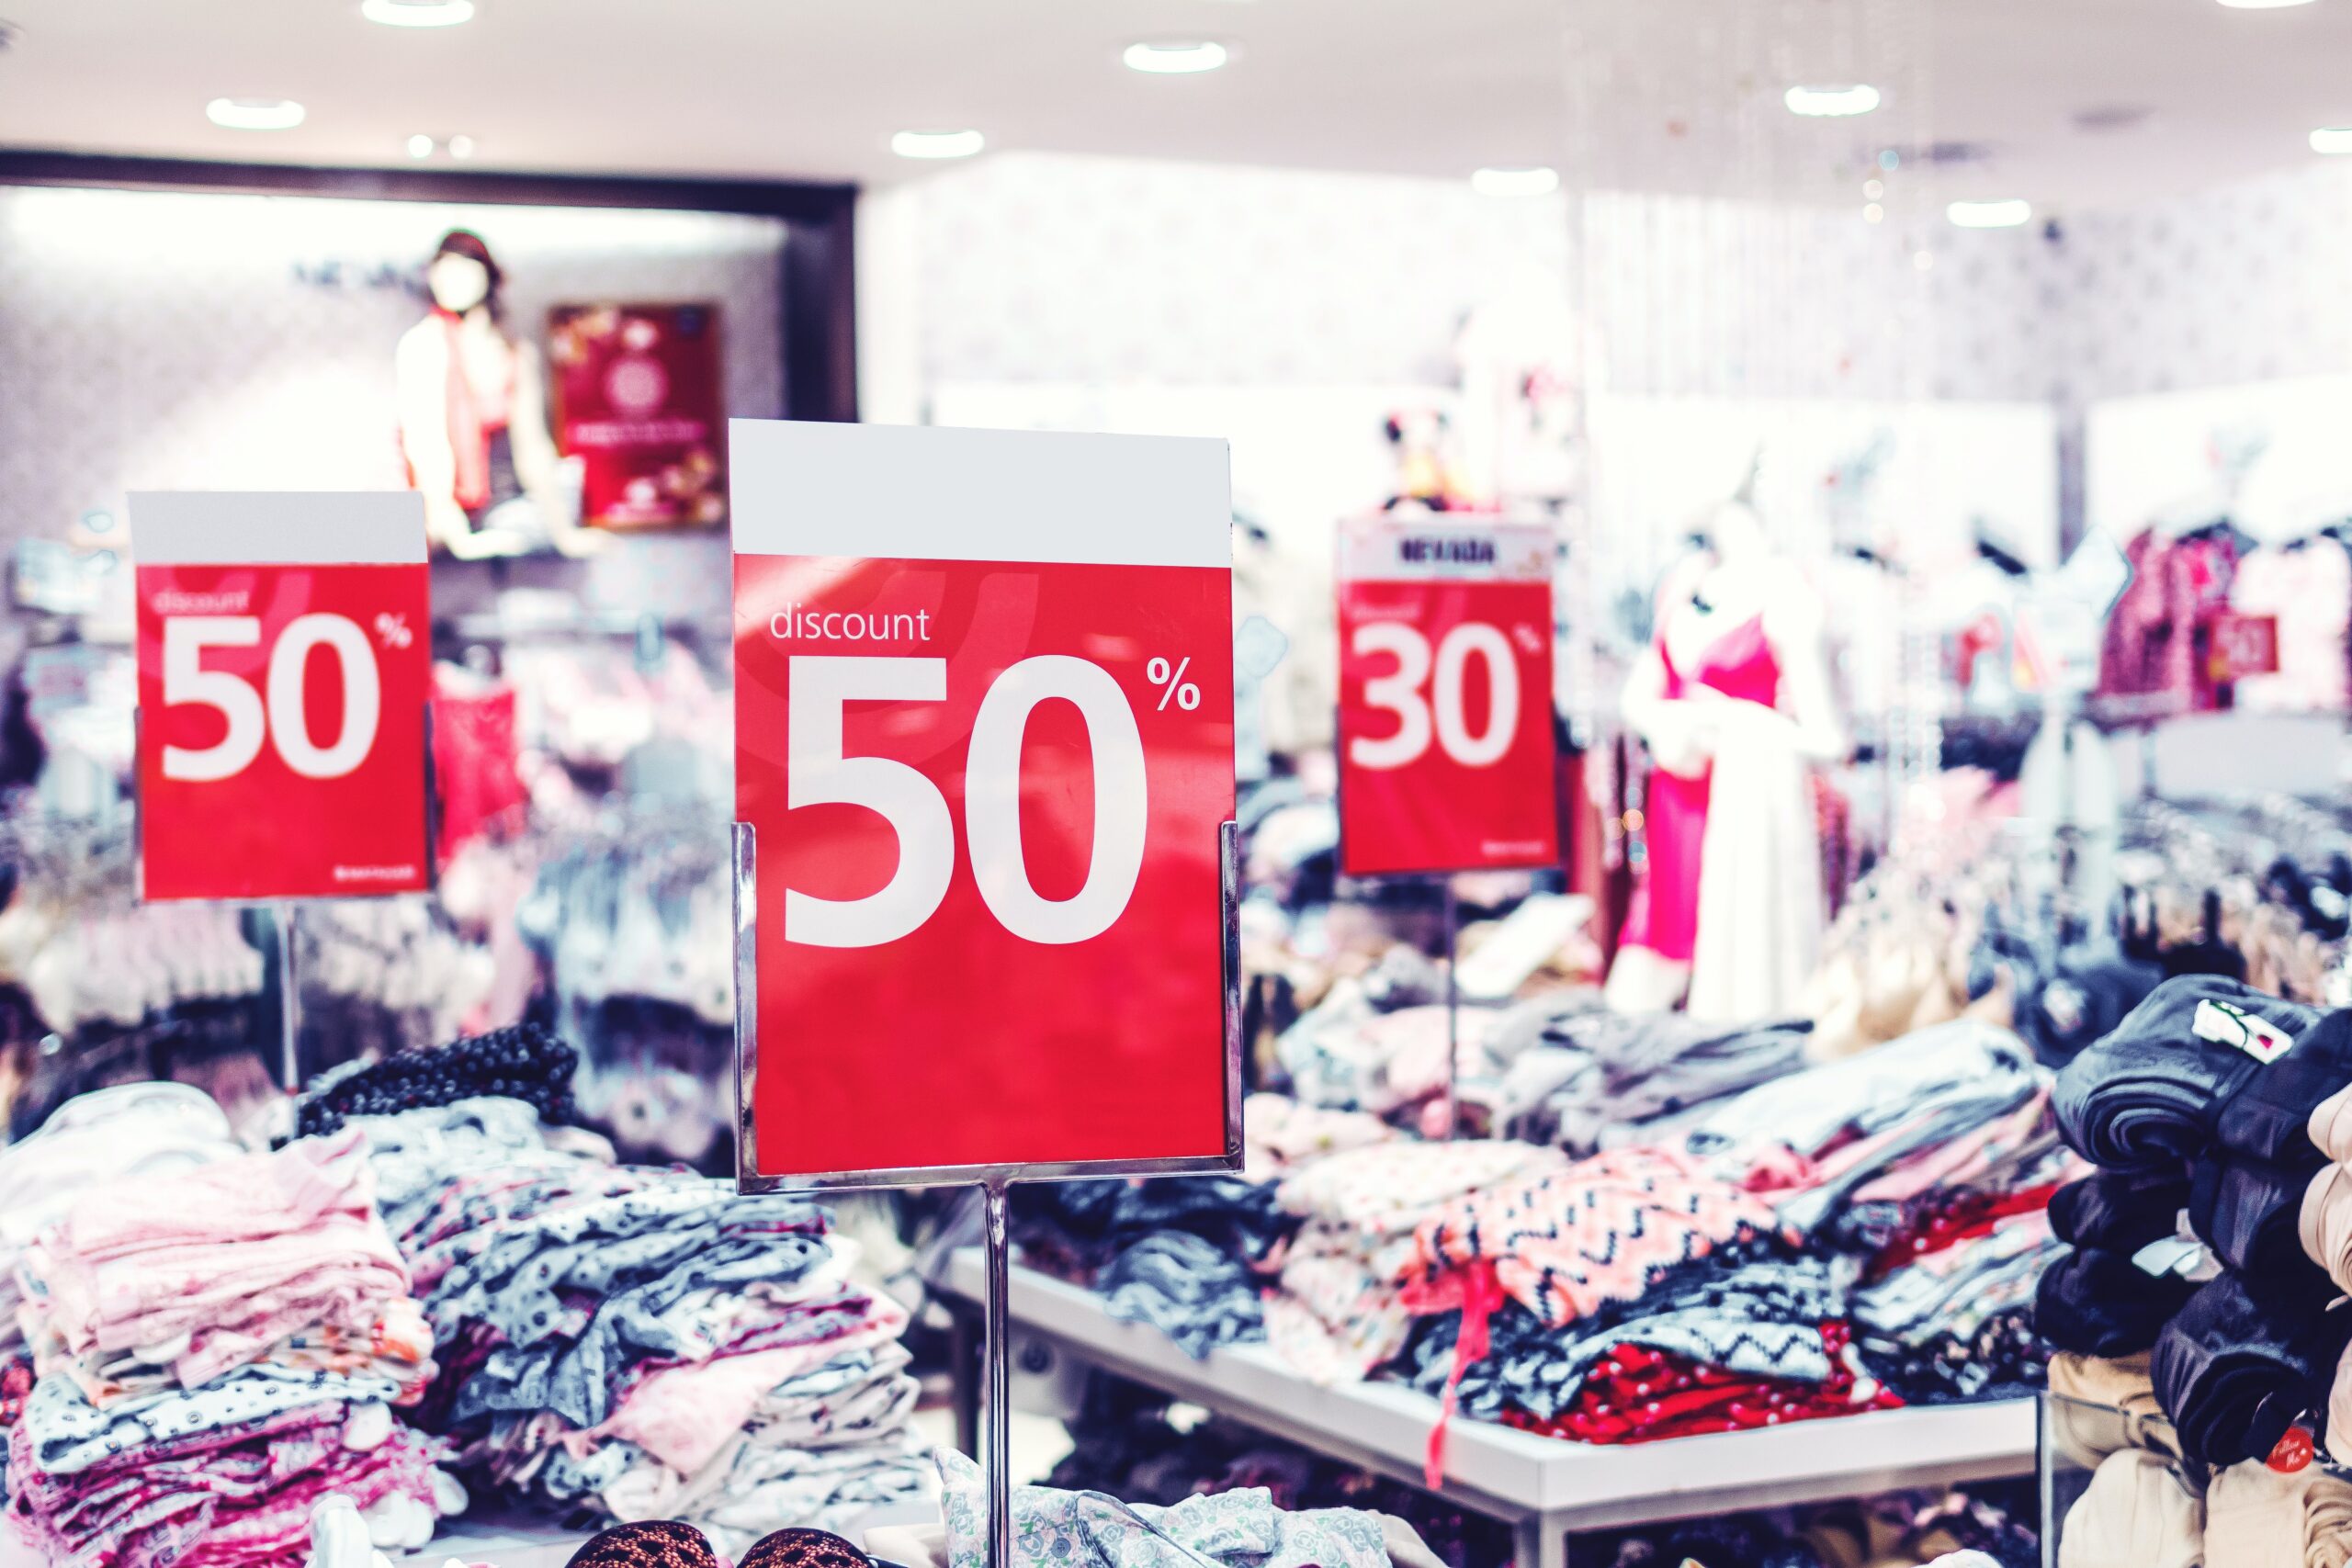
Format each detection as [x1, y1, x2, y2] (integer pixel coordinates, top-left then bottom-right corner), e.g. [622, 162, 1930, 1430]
[1607, 501, 1846, 1013]
[396, 231, 598, 558]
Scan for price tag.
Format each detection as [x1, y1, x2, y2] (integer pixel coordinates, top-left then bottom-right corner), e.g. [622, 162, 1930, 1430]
[730, 422, 1239, 1185]
[2210, 612, 2281, 683]
[1335, 515, 1560, 876]
[132, 493, 431, 902]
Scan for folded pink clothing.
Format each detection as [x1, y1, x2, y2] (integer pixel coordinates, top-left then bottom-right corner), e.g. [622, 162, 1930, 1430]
[1849, 1089, 2056, 1206]
[10, 1421, 447, 1568]
[36, 1226, 408, 1357]
[587, 1298, 910, 1476]
[39, 1131, 380, 1267]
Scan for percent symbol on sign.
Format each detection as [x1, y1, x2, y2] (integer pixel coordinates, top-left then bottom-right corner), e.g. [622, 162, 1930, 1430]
[1147, 656, 1202, 712]
[373, 612, 414, 650]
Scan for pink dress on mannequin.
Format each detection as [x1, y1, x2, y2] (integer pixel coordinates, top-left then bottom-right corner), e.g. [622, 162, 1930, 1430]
[1621, 611, 1786, 963]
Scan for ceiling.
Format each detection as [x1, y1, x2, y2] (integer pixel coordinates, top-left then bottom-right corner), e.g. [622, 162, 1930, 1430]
[0, 0, 2346, 211]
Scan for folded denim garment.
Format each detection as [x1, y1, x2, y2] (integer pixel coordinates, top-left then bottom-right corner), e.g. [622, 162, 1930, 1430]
[2050, 1170, 2192, 1253]
[2189, 1155, 2324, 1282]
[1097, 1232, 1266, 1359]
[2035, 1248, 2199, 1358]
[2150, 1270, 2350, 1469]
[2053, 976, 2329, 1172]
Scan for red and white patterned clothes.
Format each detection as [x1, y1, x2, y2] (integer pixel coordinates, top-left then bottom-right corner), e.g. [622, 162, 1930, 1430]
[1405, 1145, 1789, 1330]
[1263, 1141, 1566, 1383]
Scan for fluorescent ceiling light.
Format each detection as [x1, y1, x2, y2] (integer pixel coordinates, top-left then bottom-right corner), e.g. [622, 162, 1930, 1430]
[2312, 127, 2352, 154]
[892, 129, 985, 159]
[1471, 166, 1560, 198]
[406, 133, 435, 159]
[2217, 0, 2317, 8]
[1947, 198, 2033, 229]
[207, 97, 305, 131]
[362, 0, 476, 26]
[1124, 40, 1228, 74]
[1785, 84, 1882, 118]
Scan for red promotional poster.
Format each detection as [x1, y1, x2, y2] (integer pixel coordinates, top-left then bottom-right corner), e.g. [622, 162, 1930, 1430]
[548, 303, 727, 528]
[731, 421, 1238, 1185]
[132, 493, 432, 903]
[1336, 515, 1559, 877]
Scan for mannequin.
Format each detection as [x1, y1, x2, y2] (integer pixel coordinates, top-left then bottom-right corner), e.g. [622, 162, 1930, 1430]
[1608, 501, 1847, 1019]
[396, 230, 598, 558]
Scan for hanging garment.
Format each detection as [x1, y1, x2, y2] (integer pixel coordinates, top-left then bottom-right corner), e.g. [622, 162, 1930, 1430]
[2097, 527, 2241, 721]
[2229, 540, 2352, 713]
[1688, 701, 1823, 1021]
[1621, 610, 1784, 964]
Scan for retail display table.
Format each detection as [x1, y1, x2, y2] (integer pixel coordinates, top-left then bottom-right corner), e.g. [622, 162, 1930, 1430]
[943, 1251, 2037, 1568]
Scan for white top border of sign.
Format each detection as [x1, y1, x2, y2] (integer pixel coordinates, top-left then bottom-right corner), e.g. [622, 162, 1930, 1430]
[729, 420, 1232, 570]
[1339, 514, 1556, 584]
[130, 492, 428, 566]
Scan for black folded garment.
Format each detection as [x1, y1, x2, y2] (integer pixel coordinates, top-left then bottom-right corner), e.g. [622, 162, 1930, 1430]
[2053, 976, 2327, 1170]
[2049, 1169, 2191, 1253]
[2212, 1008, 2352, 1166]
[2034, 1247, 2199, 1357]
[2150, 1269, 2350, 1468]
[2189, 1155, 2328, 1283]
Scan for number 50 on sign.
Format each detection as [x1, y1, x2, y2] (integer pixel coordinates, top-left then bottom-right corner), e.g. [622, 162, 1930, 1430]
[133, 493, 432, 902]
[731, 422, 1240, 1188]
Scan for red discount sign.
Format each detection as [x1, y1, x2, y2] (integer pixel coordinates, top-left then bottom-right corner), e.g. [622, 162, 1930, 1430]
[133, 493, 432, 903]
[731, 422, 1239, 1186]
[1336, 515, 1560, 877]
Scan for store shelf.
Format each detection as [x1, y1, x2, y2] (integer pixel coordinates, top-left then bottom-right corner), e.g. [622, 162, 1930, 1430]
[943, 1251, 2037, 1567]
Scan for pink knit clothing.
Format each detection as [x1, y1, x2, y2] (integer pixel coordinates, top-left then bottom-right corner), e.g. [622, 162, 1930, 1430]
[1621, 613, 1785, 964]
[28, 1130, 411, 1396]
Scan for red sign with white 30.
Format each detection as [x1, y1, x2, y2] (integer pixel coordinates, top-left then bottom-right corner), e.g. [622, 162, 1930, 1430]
[133, 493, 431, 902]
[1336, 516, 1560, 877]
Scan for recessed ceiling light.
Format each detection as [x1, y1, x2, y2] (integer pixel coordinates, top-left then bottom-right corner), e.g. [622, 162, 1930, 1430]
[1471, 166, 1560, 198]
[447, 133, 476, 159]
[891, 129, 986, 160]
[1124, 40, 1229, 74]
[1785, 84, 1882, 118]
[361, 0, 476, 26]
[1947, 198, 2033, 229]
[406, 133, 435, 159]
[2312, 127, 2352, 154]
[207, 97, 306, 131]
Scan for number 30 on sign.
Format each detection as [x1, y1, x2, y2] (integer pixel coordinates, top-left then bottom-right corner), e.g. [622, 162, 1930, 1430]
[731, 422, 1241, 1188]
[133, 493, 432, 902]
[1336, 515, 1560, 877]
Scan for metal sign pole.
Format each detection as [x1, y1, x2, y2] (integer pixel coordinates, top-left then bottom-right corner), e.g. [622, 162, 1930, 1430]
[981, 1177, 1014, 1568]
[274, 901, 300, 1091]
[1441, 874, 1459, 1140]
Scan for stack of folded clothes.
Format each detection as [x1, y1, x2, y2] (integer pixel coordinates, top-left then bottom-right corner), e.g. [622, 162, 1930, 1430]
[2041, 976, 2352, 1472]
[0, 1084, 244, 1454]
[6, 1123, 461, 1568]
[1261, 1139, 1566, 1383]
[1494, 1010, 1814, 1154]
[1011, 1168, 1297, 1360]
[1396, 1146, 1905, 1447]
[1854, 1211, 2062, 1405]
[353, 1098, 929, 1555]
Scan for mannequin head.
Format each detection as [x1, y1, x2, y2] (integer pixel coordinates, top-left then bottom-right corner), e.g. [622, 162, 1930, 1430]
[1701, 500, 1770, 566]
[427, 229, 503, 317]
